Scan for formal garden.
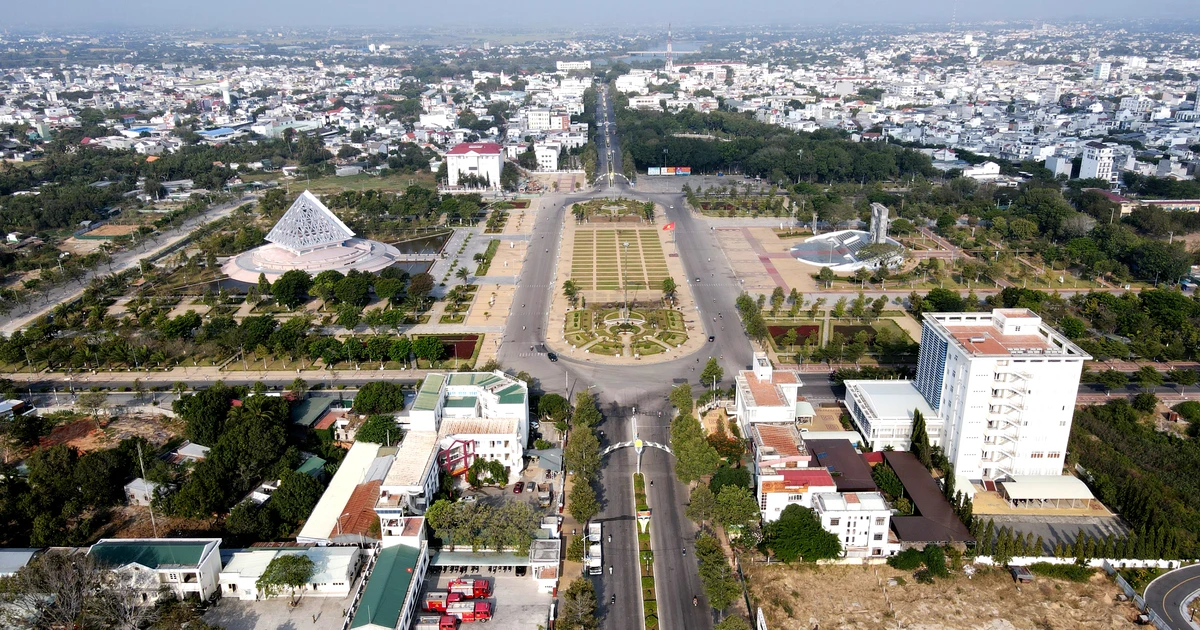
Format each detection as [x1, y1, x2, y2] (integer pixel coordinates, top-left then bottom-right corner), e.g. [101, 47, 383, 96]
[570, 228, 669, 291]
[562, 304, 688, 357]
[569, 198, 655, 223]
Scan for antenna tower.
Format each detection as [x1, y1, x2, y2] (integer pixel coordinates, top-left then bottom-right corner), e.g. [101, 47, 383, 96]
[666, 24, 673, 73]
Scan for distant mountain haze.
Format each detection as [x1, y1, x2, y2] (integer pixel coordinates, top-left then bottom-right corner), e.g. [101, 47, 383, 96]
[5, 0, 1199, 29]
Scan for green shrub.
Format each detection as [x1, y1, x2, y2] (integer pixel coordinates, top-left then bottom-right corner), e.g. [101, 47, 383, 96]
[924, 545, 949, 578]
[1173, 400, 1200, 422]
[887, 548, 925, 570]
[1027, 562, 1095, 583]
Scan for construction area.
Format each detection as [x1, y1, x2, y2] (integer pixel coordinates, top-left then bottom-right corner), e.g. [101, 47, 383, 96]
[746, 561, 1139, 629]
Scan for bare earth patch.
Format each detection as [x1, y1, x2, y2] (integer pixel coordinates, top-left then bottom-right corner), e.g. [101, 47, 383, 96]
[745, 562, 1137, 629]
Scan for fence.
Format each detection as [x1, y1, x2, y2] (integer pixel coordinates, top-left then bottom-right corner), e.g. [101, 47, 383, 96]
[975, 556, 1182, 571]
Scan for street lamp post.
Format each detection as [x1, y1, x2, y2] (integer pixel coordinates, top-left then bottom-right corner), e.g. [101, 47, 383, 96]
[622, 241, 630, 318]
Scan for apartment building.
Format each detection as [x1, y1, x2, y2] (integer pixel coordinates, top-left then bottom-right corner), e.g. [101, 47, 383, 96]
[1080, 141, 1116, 183]
[846, 309, 1089, 485]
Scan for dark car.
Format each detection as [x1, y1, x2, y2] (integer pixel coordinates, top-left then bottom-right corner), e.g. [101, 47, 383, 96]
[547, 352, 558, 362]
[708, 335, 715, 342]
[513, 482, 524, 494]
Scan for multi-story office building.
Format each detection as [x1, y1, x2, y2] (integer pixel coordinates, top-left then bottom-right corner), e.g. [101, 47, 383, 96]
[846, 308, 1089, 483]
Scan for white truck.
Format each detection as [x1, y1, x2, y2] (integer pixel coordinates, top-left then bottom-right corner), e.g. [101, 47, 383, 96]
[586, 543, 603, 575]
[588, 521, 602, 543]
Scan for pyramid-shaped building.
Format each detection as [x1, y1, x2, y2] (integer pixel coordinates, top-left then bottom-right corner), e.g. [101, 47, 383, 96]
[223, 190, 401, 283]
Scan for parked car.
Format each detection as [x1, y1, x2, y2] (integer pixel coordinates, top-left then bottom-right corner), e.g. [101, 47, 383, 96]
[513, 482, 524, 494]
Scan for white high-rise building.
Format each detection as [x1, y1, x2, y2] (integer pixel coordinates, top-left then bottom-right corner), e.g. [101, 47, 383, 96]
[845, 309, 1089, 484]
[1093, 61, 1112, 81]
[1079, 141, 1116, 184]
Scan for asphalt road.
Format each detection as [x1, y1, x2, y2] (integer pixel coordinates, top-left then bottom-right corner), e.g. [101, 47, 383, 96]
[497, 85, 719, 630]
[1145, 564, 1200, 629]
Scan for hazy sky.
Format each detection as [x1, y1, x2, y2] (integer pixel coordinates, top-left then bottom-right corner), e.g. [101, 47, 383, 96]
[7, 0, 1200, 29]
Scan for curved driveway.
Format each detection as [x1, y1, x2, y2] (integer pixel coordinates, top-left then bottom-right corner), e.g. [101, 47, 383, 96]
[1145, 564, 1200, 630]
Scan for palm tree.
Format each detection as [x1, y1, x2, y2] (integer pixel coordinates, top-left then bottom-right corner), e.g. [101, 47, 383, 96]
[456, 267, 470, 282]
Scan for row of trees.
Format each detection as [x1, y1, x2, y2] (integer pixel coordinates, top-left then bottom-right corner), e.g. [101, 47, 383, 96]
[564, 393, 603, 525]
[669, 384, 722, 484]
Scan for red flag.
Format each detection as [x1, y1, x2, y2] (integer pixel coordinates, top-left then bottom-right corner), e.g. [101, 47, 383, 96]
[662, 222, 675, 231]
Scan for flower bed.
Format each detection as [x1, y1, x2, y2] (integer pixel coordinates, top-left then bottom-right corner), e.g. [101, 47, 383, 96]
[634, 472, 656, 630]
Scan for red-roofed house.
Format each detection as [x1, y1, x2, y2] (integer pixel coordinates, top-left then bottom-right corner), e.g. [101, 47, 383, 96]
[759, 467, 837, 521]
[446, 142, 503, 189]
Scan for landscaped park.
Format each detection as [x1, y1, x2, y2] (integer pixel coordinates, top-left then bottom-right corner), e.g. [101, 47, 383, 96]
[555, 198, 693, 358]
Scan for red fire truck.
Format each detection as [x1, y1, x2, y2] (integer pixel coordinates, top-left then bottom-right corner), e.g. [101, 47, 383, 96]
[423, 591, 464, 612]
[445, 601, 493, 623]
[447, 578, 491, 599]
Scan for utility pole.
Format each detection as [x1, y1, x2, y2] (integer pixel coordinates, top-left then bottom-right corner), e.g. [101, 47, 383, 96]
[138, 442, 158, 538]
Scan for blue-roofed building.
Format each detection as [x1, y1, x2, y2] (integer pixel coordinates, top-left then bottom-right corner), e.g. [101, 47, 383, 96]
[197, 127, 237, 140]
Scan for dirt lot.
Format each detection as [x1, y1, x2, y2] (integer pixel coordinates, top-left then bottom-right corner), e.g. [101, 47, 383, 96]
[41, 413, 182, 453]
[99, 505, 222, 540]
[746, 562, 1138, 629]
[84, 223, 141, 237]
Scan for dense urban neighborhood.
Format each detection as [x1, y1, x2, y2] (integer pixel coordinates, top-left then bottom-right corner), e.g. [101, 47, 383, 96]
[1, 14, 1200, 630]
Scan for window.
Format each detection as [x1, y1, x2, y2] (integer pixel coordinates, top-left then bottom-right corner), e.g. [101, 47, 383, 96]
[168, 573, 178, 581]
[1030, 452, 1043, 459]
[875, 517, 885, 526]
[829, 518, 840, 527]
[1048, 452, 1060, 459]
[874, 533, 883, 541]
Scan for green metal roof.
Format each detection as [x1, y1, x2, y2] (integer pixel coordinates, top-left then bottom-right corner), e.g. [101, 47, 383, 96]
[496, 384, 527, 405]
[447, 373, 503, 387]
[291, 398, 334, 428]
[89, 540, 210, 569]
[443, 396, 477, 409]
[296, 455, 327, 477]
[350, 544, 422, 629]
[412, 374, 445, 412]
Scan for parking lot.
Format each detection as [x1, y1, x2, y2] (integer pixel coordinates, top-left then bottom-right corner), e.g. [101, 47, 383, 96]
[423, 566, 552, 630]
[464, 465, 559, 513]
[984, 514, 1130, 554]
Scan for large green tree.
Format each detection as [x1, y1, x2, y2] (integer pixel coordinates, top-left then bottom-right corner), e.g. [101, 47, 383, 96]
[271, 270, 313, 309]
[355, 414, 401, 445]
[560, 577, 599, 630]
[255, 554, 315, 605]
